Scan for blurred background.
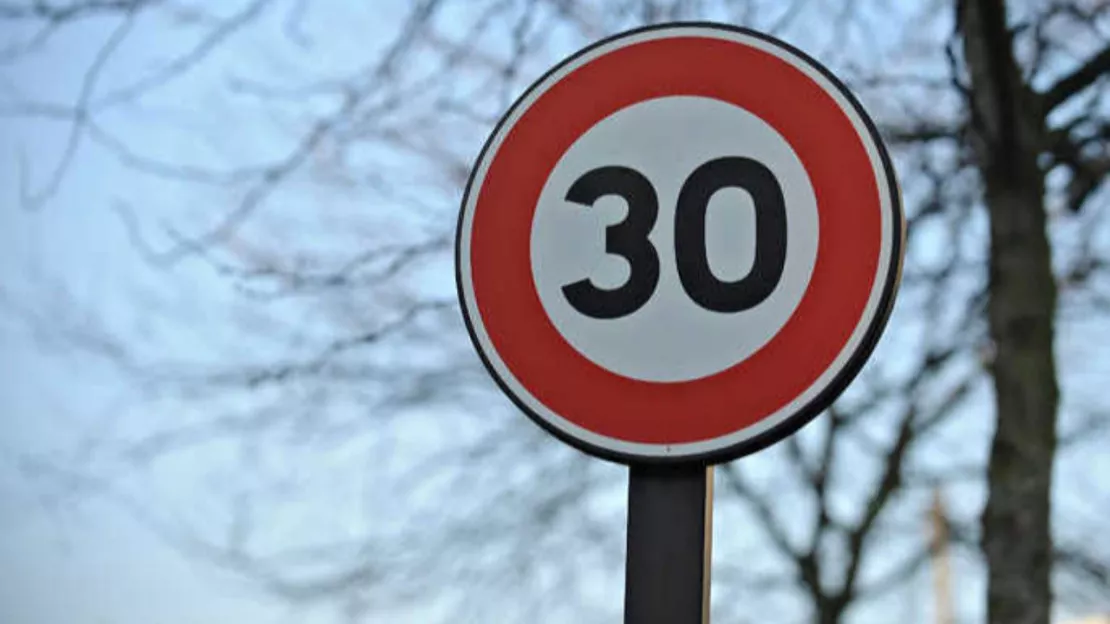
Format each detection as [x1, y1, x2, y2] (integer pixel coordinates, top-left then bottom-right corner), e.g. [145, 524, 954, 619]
[0, 1, 1108, 622]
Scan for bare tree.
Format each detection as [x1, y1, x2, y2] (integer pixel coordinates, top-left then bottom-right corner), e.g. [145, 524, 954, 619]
[955, 2, 1109, 622]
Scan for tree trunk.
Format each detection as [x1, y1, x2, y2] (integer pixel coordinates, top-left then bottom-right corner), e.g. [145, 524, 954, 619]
[958, 1, 1060, 623]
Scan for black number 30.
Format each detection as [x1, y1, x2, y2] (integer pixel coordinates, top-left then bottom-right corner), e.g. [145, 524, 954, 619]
[561, 157, 787, 318]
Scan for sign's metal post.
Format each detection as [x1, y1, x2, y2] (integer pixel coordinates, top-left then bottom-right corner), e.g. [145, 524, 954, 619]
[625, 464, 714, 624]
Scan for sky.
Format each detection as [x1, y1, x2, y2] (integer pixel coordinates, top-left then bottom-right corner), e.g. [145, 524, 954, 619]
[0, 4, 409, 623]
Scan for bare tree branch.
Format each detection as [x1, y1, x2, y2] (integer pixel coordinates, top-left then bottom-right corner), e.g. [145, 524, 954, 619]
[17, 7, 137, 210]
[1043, 44, 1110, 112]
[0, 0, 152, 21]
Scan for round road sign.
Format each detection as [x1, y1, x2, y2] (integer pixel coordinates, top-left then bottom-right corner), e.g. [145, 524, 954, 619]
[456, 23, 903, 464]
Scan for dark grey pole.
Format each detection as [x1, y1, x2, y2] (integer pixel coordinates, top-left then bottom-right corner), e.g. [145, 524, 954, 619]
[624, 464, 714, 624]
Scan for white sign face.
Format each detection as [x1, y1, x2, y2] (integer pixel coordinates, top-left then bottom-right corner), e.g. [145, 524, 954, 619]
[531, 95, 819, 382]
[457, 23, 904, 464]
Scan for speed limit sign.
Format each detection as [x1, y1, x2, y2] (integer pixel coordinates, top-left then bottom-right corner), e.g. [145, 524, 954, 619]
[456, 23, 903, 464]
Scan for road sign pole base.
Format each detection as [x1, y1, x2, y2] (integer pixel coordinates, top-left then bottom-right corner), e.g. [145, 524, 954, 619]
[624, 464, 714, 624]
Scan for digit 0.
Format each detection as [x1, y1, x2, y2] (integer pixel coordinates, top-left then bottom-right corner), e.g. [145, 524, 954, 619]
[674, 157, 787, 313]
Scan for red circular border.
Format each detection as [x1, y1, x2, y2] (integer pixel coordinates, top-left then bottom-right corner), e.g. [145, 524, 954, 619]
[468, 34, 883, 446]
